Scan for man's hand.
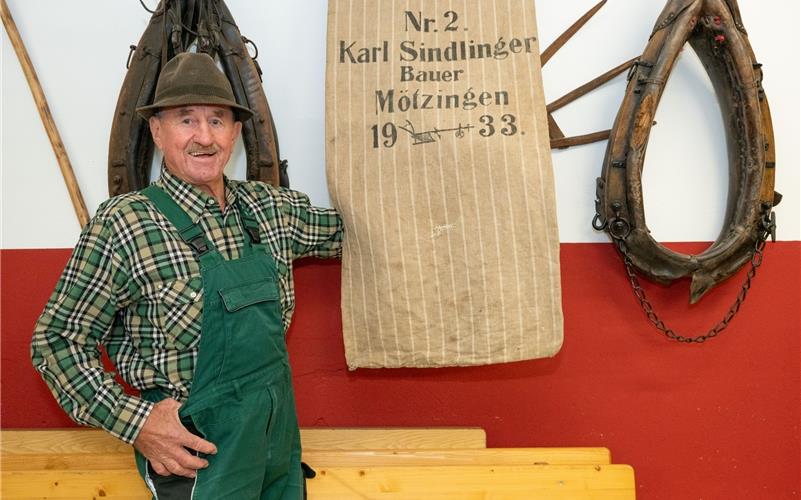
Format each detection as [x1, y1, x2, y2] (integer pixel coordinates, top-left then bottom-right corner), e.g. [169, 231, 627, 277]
[133, 398, 217, 478]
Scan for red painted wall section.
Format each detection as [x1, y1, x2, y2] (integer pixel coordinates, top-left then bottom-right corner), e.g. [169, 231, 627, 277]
[2, 243, 800, 500]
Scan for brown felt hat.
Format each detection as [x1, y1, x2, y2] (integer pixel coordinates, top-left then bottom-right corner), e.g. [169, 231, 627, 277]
[136, 52, 254, 121]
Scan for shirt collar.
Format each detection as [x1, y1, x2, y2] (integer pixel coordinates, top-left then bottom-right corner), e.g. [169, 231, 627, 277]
[154, 168, 239, 222]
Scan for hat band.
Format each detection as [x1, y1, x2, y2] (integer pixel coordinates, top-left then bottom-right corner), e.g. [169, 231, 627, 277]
[156, 84, 234, 102]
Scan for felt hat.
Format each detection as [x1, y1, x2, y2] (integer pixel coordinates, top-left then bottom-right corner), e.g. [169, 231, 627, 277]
[136, 52, 254, 121]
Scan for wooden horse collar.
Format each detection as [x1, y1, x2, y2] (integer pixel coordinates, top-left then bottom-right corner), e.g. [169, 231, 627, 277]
[108, 0, 287, 196]
[595, 0, 780, 305]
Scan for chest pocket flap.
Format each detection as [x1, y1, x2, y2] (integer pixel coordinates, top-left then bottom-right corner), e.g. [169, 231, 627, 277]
[219, 280, 279, 312]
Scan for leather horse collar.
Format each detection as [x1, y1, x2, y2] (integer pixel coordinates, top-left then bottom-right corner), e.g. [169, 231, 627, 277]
[108, 0, 288, 196]
[595, 0, 780, 305]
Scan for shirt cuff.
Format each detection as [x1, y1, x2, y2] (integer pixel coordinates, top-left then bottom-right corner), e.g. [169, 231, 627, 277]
[100, 394, 154, 444]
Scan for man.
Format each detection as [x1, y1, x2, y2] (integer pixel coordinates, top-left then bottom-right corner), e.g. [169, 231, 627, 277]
[31, 52, 342, 499]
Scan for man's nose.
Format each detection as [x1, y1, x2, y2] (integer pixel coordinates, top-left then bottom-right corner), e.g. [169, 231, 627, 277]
[193, 122, 214, 144]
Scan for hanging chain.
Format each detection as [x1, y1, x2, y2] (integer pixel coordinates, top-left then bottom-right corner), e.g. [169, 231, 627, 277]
[613, 207, 775, 343]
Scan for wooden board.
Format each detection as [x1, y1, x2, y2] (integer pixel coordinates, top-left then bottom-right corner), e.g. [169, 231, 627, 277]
[307, 464, 635, 499]
[300, 427, 487, 450]
[1, 429, 130, 455]
[1, 429, 634, 499]
[1, 470, 150, 499]
[1, 427, 486, 455]
[2, 465, 635, 500]
[303, 447, 611, 467]
[2, 453, 137, 471]
[1, 447, 611, 471]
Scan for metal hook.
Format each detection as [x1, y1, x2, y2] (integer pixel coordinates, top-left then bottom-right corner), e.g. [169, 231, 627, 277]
[126, 45, 137, 69]
[242, 36, 259, 60]
[138, 0, 157, 14]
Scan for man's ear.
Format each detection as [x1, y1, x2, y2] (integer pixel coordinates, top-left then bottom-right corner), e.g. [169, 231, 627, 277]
[233, 120, 242, 143]
[148, 116, 163, 149]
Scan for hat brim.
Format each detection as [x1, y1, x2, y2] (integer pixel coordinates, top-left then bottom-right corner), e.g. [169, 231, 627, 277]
[136, 94, 254, 122]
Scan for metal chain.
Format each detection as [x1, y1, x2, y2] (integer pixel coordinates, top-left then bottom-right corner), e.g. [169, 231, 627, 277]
[613, 210, 774, 343]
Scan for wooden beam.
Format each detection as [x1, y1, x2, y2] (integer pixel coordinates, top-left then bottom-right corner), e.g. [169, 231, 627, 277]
[540, 0, 607, 67]
[307, 464, 636, 499]
[547, 57, 639, 113]
[2, 470, 150, 499]
[0, 427, 487, 455]
[1, 447, 612, 471]
[551, 130, 611, 149]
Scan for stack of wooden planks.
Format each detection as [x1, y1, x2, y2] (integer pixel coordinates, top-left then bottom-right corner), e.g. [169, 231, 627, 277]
[1, 428, 635, 498]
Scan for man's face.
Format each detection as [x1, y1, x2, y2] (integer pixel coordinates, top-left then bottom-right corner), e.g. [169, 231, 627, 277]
[149, 105, 242, 190]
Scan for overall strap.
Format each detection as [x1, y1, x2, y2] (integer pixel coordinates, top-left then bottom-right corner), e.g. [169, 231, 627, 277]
[239, 205, 262, 245]
[142, 185, 213, 256]
[238, 201, 280, 273]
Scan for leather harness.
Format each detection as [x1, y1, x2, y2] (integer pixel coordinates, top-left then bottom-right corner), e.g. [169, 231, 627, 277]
[594, 0, 779, 305]
[108, 0, 288, 196]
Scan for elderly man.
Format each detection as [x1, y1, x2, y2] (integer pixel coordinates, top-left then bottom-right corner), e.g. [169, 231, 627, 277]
[31, 52, 342, 499]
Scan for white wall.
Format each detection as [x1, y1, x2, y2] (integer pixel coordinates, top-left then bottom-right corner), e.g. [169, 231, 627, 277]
[2, 0, 798, 248]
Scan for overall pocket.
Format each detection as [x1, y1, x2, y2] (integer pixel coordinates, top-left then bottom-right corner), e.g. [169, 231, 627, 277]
[217, 279, 284, 382]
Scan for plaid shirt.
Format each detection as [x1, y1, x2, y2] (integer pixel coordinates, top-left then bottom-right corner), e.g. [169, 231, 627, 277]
[32, 170, 342, 444]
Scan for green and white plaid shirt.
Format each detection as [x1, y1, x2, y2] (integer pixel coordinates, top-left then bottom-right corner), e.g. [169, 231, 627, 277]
[32, 169, 342, 444]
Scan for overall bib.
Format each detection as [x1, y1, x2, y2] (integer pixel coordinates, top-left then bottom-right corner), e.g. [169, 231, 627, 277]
[135, 186, 303, 500]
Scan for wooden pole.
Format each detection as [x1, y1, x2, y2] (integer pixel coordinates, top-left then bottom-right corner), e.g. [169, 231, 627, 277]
[547, 57, 639, 114]
[1, 0, 90, 227]
[540, 0, 607, 67]
[550, 129, 611, 150]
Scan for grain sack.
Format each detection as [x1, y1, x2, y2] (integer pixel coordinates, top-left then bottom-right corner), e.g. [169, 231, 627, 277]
[326, 0, 563, 368]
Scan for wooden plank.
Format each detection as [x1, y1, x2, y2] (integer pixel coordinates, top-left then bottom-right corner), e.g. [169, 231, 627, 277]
[1, 447, 611, 471]
[1, 453, 137, 471]
[2, 465, 635, 500]
[300, 427, 487, 450]
[1, 429, 634, 499]
[303, 447, 611, 467]
[307, 464, 636, 499]
[1, 470, 150, 499]
[1, 430, 130, 455]
[1, 427, 486, 455]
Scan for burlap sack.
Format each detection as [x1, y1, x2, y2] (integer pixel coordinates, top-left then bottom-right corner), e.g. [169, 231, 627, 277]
[326, 0, 563, 368]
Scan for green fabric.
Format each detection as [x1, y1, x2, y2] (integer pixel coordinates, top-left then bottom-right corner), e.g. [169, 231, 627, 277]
[136, 186, 302, 499]
[31, 169, 342, 444]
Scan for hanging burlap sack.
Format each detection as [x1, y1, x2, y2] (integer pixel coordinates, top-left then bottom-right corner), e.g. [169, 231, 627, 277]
[326, 0, 563, 368]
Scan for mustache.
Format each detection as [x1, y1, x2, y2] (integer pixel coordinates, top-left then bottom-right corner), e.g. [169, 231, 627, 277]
[186, 145, 219, 155]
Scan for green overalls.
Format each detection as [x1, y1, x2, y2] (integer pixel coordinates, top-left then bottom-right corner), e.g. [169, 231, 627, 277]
[135, 186, 303, 500]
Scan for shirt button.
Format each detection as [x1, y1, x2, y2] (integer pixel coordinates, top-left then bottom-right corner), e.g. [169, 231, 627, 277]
[190, 292, 198, 298]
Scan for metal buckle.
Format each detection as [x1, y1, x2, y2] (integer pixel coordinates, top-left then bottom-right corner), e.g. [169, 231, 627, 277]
[187, 235, 210, 255]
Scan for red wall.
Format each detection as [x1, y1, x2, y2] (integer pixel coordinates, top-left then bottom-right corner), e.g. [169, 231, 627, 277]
[2, 243, 799, 499]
